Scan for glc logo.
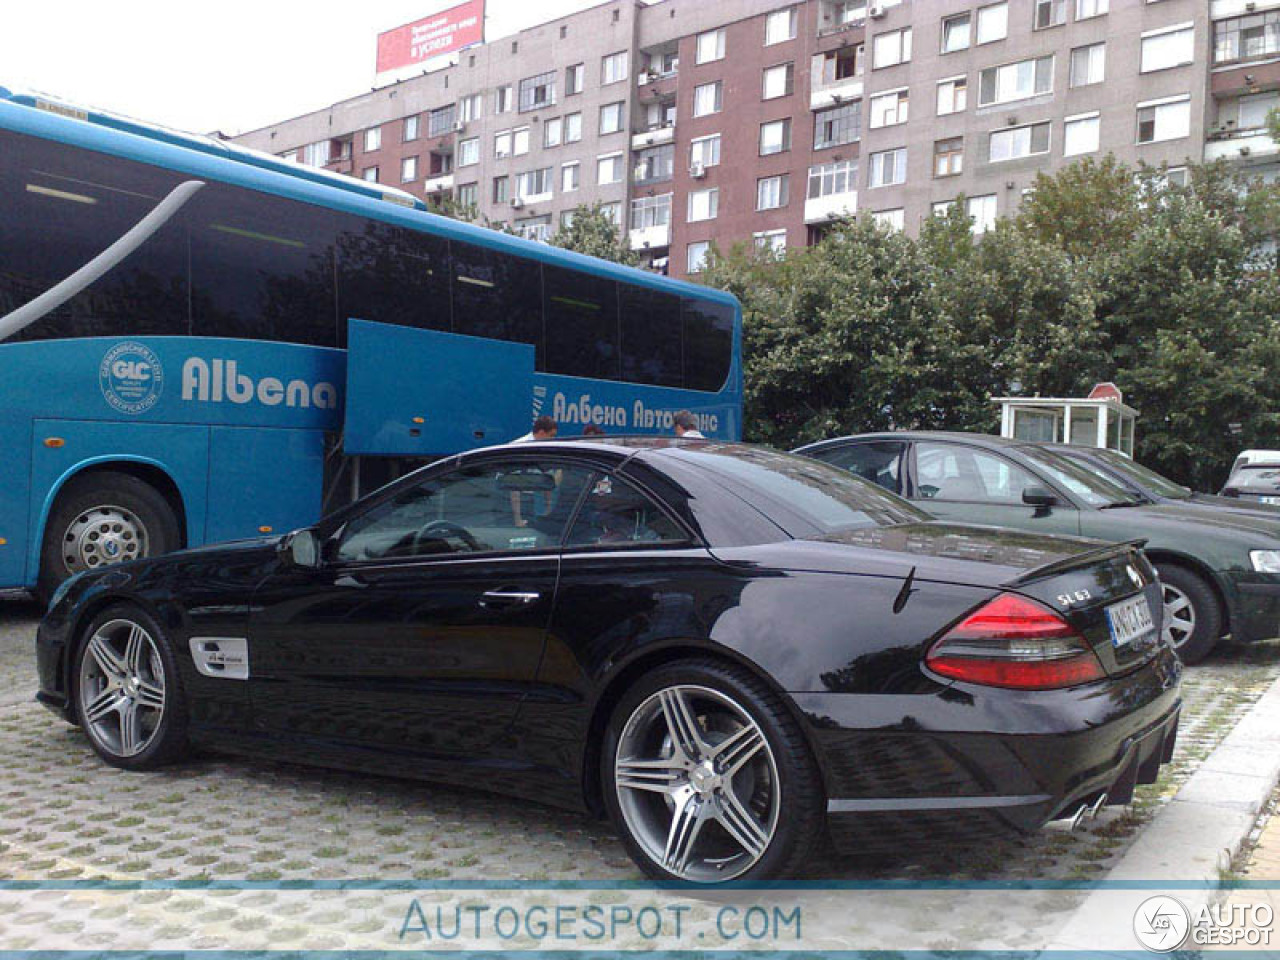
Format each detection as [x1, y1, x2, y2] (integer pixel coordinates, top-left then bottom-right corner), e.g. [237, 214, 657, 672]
[1134, 895, 1190, 952]
[100, 342, 163, 415]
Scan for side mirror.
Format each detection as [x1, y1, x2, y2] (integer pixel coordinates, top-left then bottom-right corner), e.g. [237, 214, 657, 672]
[279, 528, 322, 569]
[1022, 486, 1059, 508]
[1221, 487, 1240, 499]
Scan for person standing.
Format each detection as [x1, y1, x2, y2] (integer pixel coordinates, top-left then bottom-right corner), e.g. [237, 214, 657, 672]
[514, 415, 557, 443]
[673, 410, 705, 439]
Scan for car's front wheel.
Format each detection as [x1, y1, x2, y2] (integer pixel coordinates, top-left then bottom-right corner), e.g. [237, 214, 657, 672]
[601, 658, 824, 884]
[73, 605, 189, 770]
[1155, 563, 1223, 665]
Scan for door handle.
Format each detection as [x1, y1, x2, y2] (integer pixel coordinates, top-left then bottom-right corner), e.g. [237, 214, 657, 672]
[479, 589, 541, 607]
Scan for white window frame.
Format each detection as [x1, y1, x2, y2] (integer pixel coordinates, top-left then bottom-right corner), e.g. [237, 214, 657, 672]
[976, 2, 1008, 44]
[401, 155, 418, 183]
[763, 62, 794, 100]
[873, 27, 913, 69]
[513, 126, 531, 156]
[1069, 43, 1106, 87]
[942, 12, 971, 53]
[988, 121, 1052, 163]
[697, 28, 726, 64]
[596, 151, 624, 185]
[936, 75, 968, 115]
[1063, 111, 1100, 156]
[690, 134, 722, 168]
[600, 101, 625, 135]
[765, 8, 798, 45]
[565, 112, 583, 143]
[458, 137, 480, 167]
[562, 161, 580, 192]
[868, 147, 907, 188]
[1076, 0, 1108, 19]
[968, 194, 998, 234]
[544, 117, 563, 148]
[759, 118, 792, 155]
[364, 127, 381, 152]
[494, 129, 513, 158]
[978, 55, 1054, 107]
[869, 87, 910, 128]
[756, 174, 789, 210]
[693, 81, 723, 117]
[871, 208, 905, 231]
[687, 241, 710, 274]
[602, 51, 629, 85]
[687, 187, 720, 222]
[1136, 94, 1191, 144]
[753, 228, 788, 254]
[1140, 23, 1195, 73]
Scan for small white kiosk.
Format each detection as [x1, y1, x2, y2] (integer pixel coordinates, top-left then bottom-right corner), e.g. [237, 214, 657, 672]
[994, 383, 1139, 455]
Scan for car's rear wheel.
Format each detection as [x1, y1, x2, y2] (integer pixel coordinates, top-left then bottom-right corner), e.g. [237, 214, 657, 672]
[1155, 563, 1222, 665]
[73, 605, 189, 770]
[601, 659, 823, 884]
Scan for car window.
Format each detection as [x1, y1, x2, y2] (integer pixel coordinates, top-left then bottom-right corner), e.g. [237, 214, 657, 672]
[1229, 466, 1280, 492]
[1017, 446, 1131, 506]
[565, 473, 687, 548]
[1089, 449, 1189, 499]
[336, 460, 594, 561]
[914, 442, 1039, 504]
[811, 442, 905, 493]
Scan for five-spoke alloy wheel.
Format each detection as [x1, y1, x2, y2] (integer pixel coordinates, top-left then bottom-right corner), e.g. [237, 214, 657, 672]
[1154, 563, 1223, 665]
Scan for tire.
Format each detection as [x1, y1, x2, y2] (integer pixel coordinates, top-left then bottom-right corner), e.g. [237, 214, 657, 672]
[37, 472, 181, 602]
[72, 604, 189, 770]
[1155, 563, 1223, 665]
[600, 658, 824, 884]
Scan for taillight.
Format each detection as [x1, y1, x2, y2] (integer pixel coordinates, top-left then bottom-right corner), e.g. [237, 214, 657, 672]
[925, 593, 1104, 690]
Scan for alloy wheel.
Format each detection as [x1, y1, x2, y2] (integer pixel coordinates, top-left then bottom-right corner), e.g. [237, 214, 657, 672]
[62, 505, 148, 574]
[78, 619, 166, 758]
[1162, 582, 1196, 650]
[614, 684, 780, 882]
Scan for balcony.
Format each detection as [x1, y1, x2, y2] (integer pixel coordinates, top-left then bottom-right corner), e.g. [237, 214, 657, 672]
[629, 223, 671, 251]
[424, 172, 455, 193]
[1204, 128, 1280, 163]
[804, 191, 858, 224]
[632, 124, 675, 150]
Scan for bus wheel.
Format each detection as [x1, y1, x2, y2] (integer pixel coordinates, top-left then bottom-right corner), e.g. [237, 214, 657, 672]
[37, 472, 181, 603]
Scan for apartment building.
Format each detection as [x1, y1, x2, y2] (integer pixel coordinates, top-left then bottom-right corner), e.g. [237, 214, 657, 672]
[232, 0, 1272, 280]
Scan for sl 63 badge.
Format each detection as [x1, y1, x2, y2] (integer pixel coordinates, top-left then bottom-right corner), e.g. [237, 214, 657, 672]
[1057, 589, 1092, 607]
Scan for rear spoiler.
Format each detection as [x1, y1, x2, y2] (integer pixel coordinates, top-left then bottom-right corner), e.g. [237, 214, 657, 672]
[1002, 539, 1147, 588]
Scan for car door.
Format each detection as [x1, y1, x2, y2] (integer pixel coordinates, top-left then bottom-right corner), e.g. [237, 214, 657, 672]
[807, 440, 907, 495]
[907, 440, 1082, 536]
[246, 454, 597, 761]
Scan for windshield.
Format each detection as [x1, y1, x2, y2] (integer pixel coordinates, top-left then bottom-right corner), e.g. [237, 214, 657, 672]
[1229, 465, 1280, 492]
[679, 444, 931, 533]
[1084, 448, 1191, 499]
[1017, 446, 1136, 507]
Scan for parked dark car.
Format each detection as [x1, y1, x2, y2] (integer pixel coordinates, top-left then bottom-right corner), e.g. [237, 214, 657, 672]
[1221, 463, 1280, 506]
[1046, 444, 1280, 520]
[796, 432, 1280, 664]
[38, 439, 1181, 884]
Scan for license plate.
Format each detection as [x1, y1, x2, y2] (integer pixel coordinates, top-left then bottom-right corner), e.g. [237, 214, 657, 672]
[1261, 496, 1280, 505]
[1106, 594, 1156, 648]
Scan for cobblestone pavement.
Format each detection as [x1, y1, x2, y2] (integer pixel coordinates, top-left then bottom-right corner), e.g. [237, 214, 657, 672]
[1, 595, 1278, 950]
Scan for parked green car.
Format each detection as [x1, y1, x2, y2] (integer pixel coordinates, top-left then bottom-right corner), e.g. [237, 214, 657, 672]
[796, 432, 1280, 664]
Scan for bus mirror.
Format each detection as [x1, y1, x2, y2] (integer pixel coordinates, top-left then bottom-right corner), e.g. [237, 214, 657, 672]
[281, 528, 321, 569]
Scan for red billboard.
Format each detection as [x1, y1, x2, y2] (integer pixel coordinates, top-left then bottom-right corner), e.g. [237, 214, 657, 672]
[377, 0, 485, 73]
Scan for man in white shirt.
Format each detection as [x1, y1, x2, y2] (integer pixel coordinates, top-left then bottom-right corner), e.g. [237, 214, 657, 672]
[673, 410, 705, 439]
[514, 415, 558, 443]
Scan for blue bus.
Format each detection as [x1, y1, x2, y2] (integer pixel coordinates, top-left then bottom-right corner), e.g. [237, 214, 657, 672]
[0, 89, 742, 598]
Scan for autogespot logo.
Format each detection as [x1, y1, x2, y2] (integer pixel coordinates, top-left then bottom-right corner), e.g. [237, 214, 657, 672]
[1134, 895, 1191, 952]
[100, 341, 163, 415]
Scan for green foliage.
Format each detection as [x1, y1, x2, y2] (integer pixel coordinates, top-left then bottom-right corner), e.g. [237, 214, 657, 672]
[549, 202, 641, 266]
[706, 157, 1280, 489]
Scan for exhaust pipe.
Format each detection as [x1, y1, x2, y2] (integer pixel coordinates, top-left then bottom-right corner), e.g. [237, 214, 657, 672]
[1089, 792, 1109, 819]
[1069, 803, 1090, 832]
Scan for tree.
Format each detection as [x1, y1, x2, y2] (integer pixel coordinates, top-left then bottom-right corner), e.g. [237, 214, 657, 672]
[549, 203, 640, 265]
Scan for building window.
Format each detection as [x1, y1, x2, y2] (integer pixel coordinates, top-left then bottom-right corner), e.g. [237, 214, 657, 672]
[1076, 0, 1108, 19]
[403, 116, 419, 141]
[634, 144, 674, 183]
[868, 147, 907, 187]
[697, 28, 726, 64]
[494, 130, 512, 158]
[989, 122, 1051, 162]
[515, 167, 553, 199]
[870, 88, 909, 128]
[631, 193, 672, 229]
[556, 162, 579, 194]
[759, 118, 792, 155]
[544, 117, 563, 148]
[517, 214, 553, 242]
[807, 159, 857, 198]
[459, 93, 482, 122]
[364, 127, 381, 152]
[814, 103, 861, 149]
[688, 187, 719, 222]
[976, 2, 1008, 43]
[978, 55, 1054, 106]
[687, 241, 710, 274]
[565, 112, 583, 142]
[602, 51, 629, 85]
[873, 28, 912, 68]
[1070, 43, 1105, 86]
[597, 152, 624, 184]
[429, 152, 453, 177]
[457, 182, 478, 209]
[1240, 91, 1280, 128]
[362, 166, 379, 182]
[766, 8, 798, 45]
[1136, 96, 1190, 144]
[495, 85, 513, 114]
[1214, 12, 1280, 64]
[458, 137, 480, 166]
[936, 76, 968, 115]
[942, 13, 971, 53]
[933, 199, 956, 216]
[519, 71, 557, 112]
[1063, 112, 1100, 156]
[693, 81, 723, 117]
[1141, 25, 1194, 73]
[493, 176, 510, 203]
[757, 174, 790, 210]
[934, 137, 963, 177]
[600, 101, 625, 135]
[600, 202, 622, 226]
[872, 209, 905, 231]
[754, 229, 787, 254]
[1034, 0, 1065, 29]
[763, 62, 795, 99]
[513, 127, 530, 155]
[401, 156, 418, 183]
[968, 194, 997, 234]
[690, 134, 721, 168]
[818, 45, 863, 84]
[566, 63, 585, 95]
[429, 104, 456, 137]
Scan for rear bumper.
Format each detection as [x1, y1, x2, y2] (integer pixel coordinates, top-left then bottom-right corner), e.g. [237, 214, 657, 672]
[796, 646, 1182, 851]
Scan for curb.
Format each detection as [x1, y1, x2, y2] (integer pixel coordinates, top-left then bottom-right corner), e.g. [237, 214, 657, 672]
[1047, 672, 1280, 953]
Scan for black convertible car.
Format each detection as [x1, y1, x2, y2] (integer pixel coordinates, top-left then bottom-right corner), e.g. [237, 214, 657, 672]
[37, 439, 1181, 884]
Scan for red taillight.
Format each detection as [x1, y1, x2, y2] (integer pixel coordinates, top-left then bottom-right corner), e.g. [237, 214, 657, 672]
[926, 593, 1105, 690]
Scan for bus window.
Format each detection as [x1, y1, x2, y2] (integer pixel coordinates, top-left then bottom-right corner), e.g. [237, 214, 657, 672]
[450, 241, 543, 362]
[336, 220, 451, 343]
[682, 298, 733, 392]
[619, 284, 682, 388]
[543, 265, 619, 380]
[0, 132, 191, 341]
[189, 185, 340, 347]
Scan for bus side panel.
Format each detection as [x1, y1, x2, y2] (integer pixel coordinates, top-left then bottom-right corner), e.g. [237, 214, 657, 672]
[28, 420, 212, 582]
[0, 420, 32, 587]
[205, 426, 325, 544]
